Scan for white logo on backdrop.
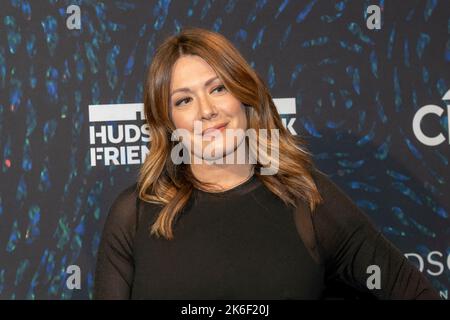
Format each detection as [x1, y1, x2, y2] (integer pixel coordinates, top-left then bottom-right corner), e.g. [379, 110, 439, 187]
[413, 90, 450, 146]
[404, 251, 449, 299]
[404, 251, 450, 277]
[88, 98, 297, 166]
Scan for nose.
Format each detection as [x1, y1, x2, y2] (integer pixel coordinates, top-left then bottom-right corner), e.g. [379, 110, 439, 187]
[198, 93, 217, 120]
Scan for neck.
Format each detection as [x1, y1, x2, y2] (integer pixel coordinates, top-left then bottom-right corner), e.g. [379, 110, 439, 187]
[190, 140, 256, 192]
[191, 162, 255, 192]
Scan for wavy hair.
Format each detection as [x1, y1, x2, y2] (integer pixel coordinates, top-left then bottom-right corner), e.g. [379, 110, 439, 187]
[138, 27, 323, 240]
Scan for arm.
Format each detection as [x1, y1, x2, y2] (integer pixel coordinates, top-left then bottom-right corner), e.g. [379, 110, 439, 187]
[310, 169, 441, 300]
[93, 184, 138, 299]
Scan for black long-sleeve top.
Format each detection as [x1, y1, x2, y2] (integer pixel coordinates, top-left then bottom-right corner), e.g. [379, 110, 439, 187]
[93, 168, 441, 299]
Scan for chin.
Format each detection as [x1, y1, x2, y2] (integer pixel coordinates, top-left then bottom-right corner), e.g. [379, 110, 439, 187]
[199, 135, 247, 163]
[192, 140, 223, 161]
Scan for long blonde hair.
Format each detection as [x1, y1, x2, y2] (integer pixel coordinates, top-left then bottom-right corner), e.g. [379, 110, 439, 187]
[138, 27, 323, 240]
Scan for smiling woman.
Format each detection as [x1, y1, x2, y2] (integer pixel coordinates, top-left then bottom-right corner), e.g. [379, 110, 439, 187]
[135, 27, 322, 240]
[93, 27, 441, 300]
[169, 54, 249, 167]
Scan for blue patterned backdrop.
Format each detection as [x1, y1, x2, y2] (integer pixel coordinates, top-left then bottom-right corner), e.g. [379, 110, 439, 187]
[0, 0, 449, 299]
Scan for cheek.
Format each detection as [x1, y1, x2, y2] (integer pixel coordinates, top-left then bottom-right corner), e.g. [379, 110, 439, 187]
[222, 100, 246, 119]
[234, 104, 248, 127]
[171, 110, 193, 130]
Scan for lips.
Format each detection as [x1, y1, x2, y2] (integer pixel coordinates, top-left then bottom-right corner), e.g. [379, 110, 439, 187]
[202, 122, 228, 136]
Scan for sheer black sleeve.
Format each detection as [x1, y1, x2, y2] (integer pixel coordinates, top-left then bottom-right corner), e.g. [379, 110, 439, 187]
[309, 169, 441, 300]
[93, 183, 139, 299]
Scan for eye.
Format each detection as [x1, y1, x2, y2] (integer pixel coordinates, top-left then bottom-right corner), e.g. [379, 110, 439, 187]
[212, 85, 226, 93]
[174, 85, 226, 107]
[175, 97, 192, 107]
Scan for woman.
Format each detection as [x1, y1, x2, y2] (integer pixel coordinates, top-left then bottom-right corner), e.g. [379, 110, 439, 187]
[94, 27, 440, 299]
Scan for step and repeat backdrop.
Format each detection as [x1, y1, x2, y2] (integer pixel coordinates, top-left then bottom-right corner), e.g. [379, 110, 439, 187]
[0, 0, 449, 299]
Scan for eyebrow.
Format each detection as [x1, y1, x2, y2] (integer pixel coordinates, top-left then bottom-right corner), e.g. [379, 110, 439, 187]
[170, 76, 220, 96]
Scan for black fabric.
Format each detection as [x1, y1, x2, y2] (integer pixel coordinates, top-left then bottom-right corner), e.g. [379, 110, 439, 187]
[93, 169, 441, 300]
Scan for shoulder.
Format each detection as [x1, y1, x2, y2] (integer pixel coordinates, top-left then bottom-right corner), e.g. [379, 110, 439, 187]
[110, 182, 139, 212]
[306, 168, 381, 268]
[309, 167, 361, 213]
[115, 182, 139, 203]
[103, 182, 140, 232]
[309, 168, 348, 201]
[308, 168, 378, 231]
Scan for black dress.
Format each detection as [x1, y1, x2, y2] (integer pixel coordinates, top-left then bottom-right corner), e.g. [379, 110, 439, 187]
[93, 169, 441, 299]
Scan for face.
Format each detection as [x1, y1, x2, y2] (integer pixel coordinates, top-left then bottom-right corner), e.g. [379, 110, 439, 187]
[169, 54, 248, 163]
